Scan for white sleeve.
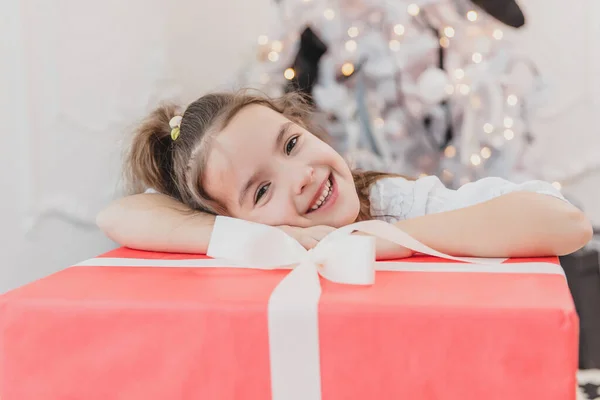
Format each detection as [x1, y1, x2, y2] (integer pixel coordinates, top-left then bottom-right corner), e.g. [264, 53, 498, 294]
[369, 175, 568, 222]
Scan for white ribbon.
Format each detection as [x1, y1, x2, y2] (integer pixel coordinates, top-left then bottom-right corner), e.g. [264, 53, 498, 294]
[76, 217, 564, 400]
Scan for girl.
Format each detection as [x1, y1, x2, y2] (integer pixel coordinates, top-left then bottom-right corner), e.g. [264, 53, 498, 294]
[97, 90, 592, 259]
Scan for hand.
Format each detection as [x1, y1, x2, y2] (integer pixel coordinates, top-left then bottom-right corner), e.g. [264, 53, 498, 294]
[277, 225, 337, 250]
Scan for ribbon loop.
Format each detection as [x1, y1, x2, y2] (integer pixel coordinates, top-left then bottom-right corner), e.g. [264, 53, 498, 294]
[313, 235, 375, 285]
[207, 216, 306, 268]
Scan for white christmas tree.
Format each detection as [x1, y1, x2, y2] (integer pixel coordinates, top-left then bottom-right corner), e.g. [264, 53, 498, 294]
[241, 0, 547, 187]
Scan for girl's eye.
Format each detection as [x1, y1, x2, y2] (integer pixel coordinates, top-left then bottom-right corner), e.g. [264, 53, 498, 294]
[255, 183, 270, 204]
[285, 136, 298, 155]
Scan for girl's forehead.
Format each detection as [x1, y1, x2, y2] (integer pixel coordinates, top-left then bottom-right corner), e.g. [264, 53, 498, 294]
[232, 105, 289, 131]
[215, 105, 289, 151]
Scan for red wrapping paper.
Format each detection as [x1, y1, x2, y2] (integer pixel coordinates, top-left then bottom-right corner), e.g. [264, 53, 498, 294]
[0, 247, 577, 400]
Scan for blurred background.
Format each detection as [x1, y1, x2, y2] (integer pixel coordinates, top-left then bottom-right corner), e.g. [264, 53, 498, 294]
[1, 0, 600, 390]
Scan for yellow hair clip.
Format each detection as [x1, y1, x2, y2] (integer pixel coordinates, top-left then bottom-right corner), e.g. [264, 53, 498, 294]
[169, 116, 183, 141]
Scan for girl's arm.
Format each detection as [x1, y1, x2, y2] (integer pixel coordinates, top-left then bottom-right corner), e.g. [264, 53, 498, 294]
[97, 194, 342, 253]
[393, 191, 592, 257]
[97, 193, 215, 254]
[98, 191, 592, 258]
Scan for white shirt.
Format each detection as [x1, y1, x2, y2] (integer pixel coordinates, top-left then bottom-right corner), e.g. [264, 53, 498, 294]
[368, 176, 567, 223]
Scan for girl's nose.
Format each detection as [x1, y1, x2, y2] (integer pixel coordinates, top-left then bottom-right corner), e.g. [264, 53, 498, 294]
[295, 166, 315, 195]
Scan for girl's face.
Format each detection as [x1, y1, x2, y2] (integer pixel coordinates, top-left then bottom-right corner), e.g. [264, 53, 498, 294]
[202, 105, 360, 228]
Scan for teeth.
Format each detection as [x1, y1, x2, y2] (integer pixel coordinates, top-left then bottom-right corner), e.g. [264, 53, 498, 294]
[310, 178, 333, 211]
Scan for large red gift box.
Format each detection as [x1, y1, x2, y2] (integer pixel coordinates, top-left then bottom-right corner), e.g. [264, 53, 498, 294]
[0, 219, 578, 400]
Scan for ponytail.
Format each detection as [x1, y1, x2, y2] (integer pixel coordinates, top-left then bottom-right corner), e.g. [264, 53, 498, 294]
[123, 104, 182, 196]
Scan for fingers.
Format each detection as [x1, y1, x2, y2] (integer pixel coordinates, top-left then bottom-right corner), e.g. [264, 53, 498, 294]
[276, 225, 319, 250]
[277, 224, 415, 259]
[296, 236, 319, 250]
[306, 225, 336, 241]
[276, 225, 337, 250]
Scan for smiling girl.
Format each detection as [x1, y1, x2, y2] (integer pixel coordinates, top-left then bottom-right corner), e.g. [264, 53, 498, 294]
[97, 90, 592, 259]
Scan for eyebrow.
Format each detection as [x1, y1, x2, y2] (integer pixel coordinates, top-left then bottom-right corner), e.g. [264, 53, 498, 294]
[238, 122, 294, 207]
[274, 121, 293, 152]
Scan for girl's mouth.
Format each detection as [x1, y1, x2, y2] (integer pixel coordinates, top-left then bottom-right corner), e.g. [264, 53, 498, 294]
[307, 174, 337, 214]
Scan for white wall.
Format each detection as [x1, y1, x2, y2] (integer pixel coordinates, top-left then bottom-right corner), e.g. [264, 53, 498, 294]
[1, 0, 598, 293]
[0, 0, 273, 293]
[517, 0, 600, 222]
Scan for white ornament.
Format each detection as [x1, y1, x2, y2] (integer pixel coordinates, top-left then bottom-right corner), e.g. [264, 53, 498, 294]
[313, 83, 353, 118]
[376, 79, 398, 103]
[416, 68, 451, 104]
[364, 57, 396, 79]
[384, 117, 405, 137]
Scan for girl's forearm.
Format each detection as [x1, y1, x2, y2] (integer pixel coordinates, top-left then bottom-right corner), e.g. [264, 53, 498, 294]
[394, 192, 592, 258]
[97, 194, 215, 254]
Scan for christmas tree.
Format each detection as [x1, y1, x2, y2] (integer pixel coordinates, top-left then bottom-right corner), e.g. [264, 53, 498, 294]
[241, 0, 546, 187]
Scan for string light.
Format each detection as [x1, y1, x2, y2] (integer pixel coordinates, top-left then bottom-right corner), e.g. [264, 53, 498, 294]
[348, 26, 359, 38]
[459, 84, 471, 95]
[472, 52, 483, 63]
[268, 51, 279, 62]
[345, 40, 357, 52]
[470, 154, 482, 166]
[258, 35, 269, 45]
[507, 94, 518, 106]
[271, 41, 283, 52]
[407, 3, 420, 16]
[444, 26, 455, 38]
[374, 118, 385, 128]
[284, 68, 295, 80]
[389, 40, 401, 51]
[341, 62, 355, 76]
[439, 37, 450, 48]
[467, 10, 478, 22]
[394, 24, 405, 35]
[503, 116, 514, 128]
[483, 123, 494, 133]
[324, 8, 335, 20]
[444, 145, 456, 158]
[503, 129, 515, 140]
[480, 146, 492, 159]
[454, 68, 465, 79]
[552, 182, 562, 190]
[445, 84, 455, 95]
[493, 29, 504, 40]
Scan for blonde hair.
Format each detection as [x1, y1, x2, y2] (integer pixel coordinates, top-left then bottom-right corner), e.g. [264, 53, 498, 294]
[124, 89, 400, 221]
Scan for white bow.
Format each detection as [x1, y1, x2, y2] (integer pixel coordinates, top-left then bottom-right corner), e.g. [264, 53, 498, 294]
[206, 217, 511, 285]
